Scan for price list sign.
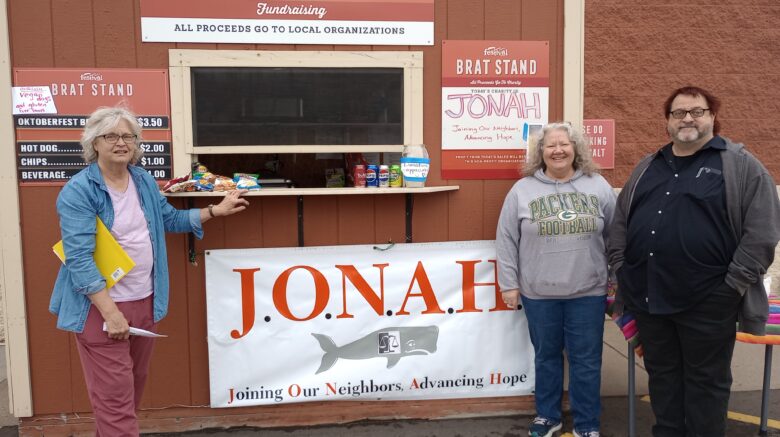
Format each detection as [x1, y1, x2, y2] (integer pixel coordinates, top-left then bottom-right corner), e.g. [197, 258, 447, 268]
[13, 69, 172, 184]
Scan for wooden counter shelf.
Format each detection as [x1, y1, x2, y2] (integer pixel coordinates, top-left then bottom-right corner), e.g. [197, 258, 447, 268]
[163, 185, 460, 197]
[168, 185, 460, 261]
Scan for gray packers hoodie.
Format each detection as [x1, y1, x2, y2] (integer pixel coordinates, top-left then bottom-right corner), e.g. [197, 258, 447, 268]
[496, 169, 616, 299]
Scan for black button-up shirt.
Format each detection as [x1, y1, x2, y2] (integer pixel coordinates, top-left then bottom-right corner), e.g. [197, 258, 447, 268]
[619, 136, 737, 314]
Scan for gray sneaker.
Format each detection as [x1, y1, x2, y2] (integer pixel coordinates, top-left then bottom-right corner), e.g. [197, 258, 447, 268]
[574, 430, 600, 437]
[528, 417, 562, 437]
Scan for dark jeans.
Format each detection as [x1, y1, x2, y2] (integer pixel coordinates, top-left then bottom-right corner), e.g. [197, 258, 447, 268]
[633, 283, 742, 437]
[522, 294, 606, 433]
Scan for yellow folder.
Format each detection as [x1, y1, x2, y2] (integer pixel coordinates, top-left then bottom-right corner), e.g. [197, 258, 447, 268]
[53, 217, 136, 289]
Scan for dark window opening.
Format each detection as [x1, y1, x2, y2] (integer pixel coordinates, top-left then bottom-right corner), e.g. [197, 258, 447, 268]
[191, 67, 404, 147]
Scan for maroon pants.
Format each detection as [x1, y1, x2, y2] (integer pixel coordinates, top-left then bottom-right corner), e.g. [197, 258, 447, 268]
[76, 295, 157, 437]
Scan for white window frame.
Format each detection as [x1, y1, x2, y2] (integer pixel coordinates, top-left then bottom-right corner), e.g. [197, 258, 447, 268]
[563, 0, 584, 128]
[168, 49, 424, 177]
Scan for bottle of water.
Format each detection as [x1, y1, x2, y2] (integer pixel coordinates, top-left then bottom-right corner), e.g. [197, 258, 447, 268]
[400, 144, 430, 188]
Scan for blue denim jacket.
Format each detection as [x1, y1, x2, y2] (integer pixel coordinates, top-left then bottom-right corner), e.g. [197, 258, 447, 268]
[50, 163, 203, 333]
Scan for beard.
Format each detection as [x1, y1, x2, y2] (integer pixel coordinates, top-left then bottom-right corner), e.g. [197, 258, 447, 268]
[669, 124, 711, 144]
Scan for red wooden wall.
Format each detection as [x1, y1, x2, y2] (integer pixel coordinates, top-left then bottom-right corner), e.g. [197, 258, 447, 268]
[9, 0, 565, 427]
[585, 0, 780, 186]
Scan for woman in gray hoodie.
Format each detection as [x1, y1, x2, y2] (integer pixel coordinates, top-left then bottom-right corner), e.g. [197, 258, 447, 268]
[496, 122, 616, 437]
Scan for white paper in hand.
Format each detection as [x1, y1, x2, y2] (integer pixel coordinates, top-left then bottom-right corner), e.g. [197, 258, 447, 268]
[102, 322, 167, 338]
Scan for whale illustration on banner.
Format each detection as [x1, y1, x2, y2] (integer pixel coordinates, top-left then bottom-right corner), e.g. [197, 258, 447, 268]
[311, 326, 440, 374]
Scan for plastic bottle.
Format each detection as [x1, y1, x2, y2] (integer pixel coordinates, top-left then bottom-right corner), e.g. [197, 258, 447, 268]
[400, 144, 430, 188]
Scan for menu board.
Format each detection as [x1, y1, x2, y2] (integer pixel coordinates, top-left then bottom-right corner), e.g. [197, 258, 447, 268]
[13, 69, 172, 184]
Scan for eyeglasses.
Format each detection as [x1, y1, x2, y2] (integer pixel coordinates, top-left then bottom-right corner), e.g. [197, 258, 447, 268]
[669, 108, 710, 119]
[100, 133, 137, 144]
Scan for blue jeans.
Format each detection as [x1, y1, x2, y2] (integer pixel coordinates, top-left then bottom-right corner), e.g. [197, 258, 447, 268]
[521, 294, 606, 433]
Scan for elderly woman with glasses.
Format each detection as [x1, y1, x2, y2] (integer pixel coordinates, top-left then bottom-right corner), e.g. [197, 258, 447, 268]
[50, 106, 249, 436]
[496, 122, 616, 437]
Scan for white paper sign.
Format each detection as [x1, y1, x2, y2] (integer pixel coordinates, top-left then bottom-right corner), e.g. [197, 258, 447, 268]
[102, 323, 167, 338]
[141, 18, 434, 46]
[205, 240, 534, 407]
[441, 87, 549, 151]
[12, 86, 57, 115]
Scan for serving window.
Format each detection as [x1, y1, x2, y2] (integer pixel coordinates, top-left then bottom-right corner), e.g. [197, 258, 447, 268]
[169, 50, 423, 178]
[192, 67, 403, 147]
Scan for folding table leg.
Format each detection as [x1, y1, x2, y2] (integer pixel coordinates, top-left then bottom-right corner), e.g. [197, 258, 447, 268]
[759, 344, 773, 437]
[628, 343, 636, 437]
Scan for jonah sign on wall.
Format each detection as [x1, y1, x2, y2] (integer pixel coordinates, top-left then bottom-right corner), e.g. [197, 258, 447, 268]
[441, 40, 550, 179]
[205, 240, 534, 407]
[140, 0, 434, 45]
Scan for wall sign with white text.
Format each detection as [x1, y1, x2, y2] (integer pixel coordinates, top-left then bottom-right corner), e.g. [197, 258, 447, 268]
[583, 119, 615, 170]
[12, 69, 172, 183]
[141, 0, 434, 46]
[441, 41, 550, 179]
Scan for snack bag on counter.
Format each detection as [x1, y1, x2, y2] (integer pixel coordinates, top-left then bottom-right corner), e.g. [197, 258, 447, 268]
[213, 176, 237, 192]
[233, 172, 260, 180]
[193, 171, 216, 183]
[192, 162, 208, 174]
[164, 180, 199, 193]
[193, 178, 214, 191]
[233, 174, 262, 190]
[162, 174, 191, 193]
[192, 162, 216, 183]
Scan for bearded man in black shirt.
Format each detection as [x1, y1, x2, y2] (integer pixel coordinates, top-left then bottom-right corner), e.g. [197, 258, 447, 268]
[608, 85, 780, 437]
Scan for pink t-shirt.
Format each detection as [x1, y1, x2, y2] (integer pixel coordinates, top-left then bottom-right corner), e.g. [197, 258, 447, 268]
[106, 177, 154, 302]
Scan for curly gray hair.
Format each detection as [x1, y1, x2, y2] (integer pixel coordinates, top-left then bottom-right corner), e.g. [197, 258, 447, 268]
[523, 122, 599, 176]
[80, 106, 144, 164]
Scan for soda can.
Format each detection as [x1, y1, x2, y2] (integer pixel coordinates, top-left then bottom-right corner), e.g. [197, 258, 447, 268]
[389, 164, 403, 187]
[353, 165, 366, 188]
[366, 164, 379, 187]
[378, 165, 390, 188]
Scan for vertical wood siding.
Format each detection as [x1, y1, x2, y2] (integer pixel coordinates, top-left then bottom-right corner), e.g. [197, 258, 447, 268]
[9, 0, 564, 420]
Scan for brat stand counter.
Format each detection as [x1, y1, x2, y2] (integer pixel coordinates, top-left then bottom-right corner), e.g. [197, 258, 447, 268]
[166, 185, 461, 252]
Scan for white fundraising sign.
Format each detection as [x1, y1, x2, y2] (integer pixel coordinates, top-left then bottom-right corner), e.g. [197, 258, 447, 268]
[140, 0, 434, 46]
[205, 240, 534, 407]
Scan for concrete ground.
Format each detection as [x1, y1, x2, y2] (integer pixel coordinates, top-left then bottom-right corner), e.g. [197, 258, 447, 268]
[140, 390, 780, 436]
[0, 323, 778, 436]
[0, 345, 17, 437]
[140, 322, 780, 436]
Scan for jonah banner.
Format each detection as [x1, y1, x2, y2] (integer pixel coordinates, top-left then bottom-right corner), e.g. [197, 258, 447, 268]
[205, 240, 534, 407]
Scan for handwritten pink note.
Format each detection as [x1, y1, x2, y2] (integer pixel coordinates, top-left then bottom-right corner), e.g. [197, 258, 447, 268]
[12, 86, 57, 115]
